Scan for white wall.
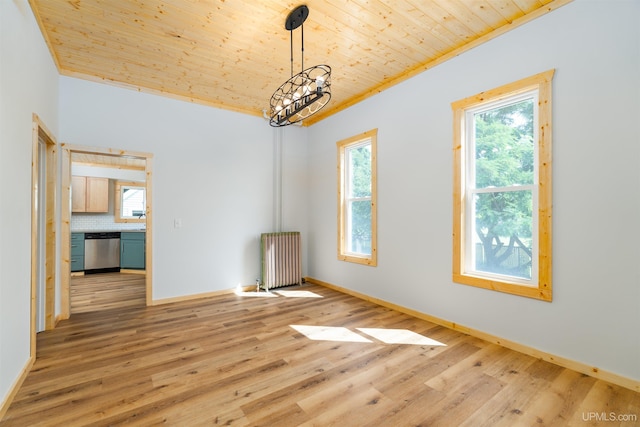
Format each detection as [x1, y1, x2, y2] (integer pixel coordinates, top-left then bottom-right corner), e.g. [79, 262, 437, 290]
[307, 0, 640, 381]
[2, 0, 638, 410]
[0, 0, 60, 406]
[59, 78, 308, 300]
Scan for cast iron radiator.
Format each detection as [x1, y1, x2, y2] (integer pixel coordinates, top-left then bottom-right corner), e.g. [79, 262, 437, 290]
[260, 232, 302, 290]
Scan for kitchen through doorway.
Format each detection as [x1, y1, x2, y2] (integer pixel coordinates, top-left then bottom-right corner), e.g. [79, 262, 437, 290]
[60, 144, 153, 321]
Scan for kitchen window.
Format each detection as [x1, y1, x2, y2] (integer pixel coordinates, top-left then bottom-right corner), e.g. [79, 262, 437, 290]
[452, 70, 554, 301]
[114, 181, 146, 223]
[337, 129, 377, 266]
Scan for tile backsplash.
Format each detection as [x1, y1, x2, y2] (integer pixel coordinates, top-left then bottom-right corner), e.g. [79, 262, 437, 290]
[71, 213, 145, 231]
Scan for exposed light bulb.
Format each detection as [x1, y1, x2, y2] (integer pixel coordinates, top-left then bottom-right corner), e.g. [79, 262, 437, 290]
[316, 76, 324, 94]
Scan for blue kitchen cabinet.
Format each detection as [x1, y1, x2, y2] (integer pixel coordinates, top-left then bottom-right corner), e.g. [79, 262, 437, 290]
[71, 232, 85, 272]
[120, 232, 145, 269]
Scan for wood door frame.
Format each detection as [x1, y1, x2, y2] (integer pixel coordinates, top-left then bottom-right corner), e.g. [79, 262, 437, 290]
[60, 144, 154, 319]
[30, 114, 57, 348]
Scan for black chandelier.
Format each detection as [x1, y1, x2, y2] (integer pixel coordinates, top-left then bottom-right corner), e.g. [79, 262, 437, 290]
[268, 5, 331, 127]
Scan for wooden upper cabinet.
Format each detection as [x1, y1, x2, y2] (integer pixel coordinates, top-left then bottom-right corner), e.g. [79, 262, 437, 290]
[86, 177, 109, 212]
[71, 176, 87, 212]
[72, 176, 109, 213]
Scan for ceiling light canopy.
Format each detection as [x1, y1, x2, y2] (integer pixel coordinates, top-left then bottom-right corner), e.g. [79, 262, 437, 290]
[269, 5, 331, 127]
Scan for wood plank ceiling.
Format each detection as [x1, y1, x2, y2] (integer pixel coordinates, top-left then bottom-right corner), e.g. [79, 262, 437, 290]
[29, 0, 571, 126]
[71, 152, 146, 170]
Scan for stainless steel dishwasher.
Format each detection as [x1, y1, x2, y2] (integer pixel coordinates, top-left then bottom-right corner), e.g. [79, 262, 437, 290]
[84, 232, 121, 272]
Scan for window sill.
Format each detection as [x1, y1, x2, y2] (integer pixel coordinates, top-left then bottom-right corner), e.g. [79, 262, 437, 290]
[338, 253, 377, 267]
[453, 273, 551, 301]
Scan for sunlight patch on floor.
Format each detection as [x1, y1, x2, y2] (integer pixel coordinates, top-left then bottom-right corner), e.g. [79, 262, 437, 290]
[290, 325, 447, 346]
[274, 290, 323, 298]
[234, 288, 278, 297]
[290, 325, 373, 343]
[357, 328, 446, 346]
[235, 287, 323, 298]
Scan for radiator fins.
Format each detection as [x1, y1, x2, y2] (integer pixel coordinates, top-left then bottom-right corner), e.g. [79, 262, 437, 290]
[261, 232, 302, 290]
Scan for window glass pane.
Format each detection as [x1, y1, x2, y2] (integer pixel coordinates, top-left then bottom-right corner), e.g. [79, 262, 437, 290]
[337, 128, 377, 266]
[474, 98, 534, 188]
[122, 187, 146, 218]
[348, 200, 372, 255]
[348, 144, 371, 198]
[473, 190, 532, 280]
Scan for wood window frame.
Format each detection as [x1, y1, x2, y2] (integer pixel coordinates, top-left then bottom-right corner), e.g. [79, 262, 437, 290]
[114, 180, 147, 223]
[452, 70, 554, 301]
[337, 129, 378, 266]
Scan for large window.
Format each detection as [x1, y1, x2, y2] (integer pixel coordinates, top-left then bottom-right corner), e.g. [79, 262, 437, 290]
[337, 129, 377, 266]
[452, 70, 554, 301]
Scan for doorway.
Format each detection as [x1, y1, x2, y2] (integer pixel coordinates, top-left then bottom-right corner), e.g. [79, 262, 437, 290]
[30, 114, 57, 353]
[59, 144, 154, 320]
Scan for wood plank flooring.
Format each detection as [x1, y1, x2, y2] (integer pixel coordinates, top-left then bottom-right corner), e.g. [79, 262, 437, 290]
[70, 272, 146, 314]
[2, 278, 638, 426]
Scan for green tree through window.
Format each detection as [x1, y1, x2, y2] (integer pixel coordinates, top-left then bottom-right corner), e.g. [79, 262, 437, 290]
[452, 69, 554, 301]
[338, 129, 377, 266]
[348, 143, 372, 254]
[473, 99, 534, 279]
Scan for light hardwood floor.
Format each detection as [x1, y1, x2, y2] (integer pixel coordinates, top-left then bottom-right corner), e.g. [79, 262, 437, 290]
[2, 275, 638, 426]
[70, 272, 146, 314]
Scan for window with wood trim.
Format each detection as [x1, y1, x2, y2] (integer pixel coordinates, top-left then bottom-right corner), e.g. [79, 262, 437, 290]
[452, 70, 554, 301]
[337, 129, 377, 266]
[114, 181, 146, 223]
